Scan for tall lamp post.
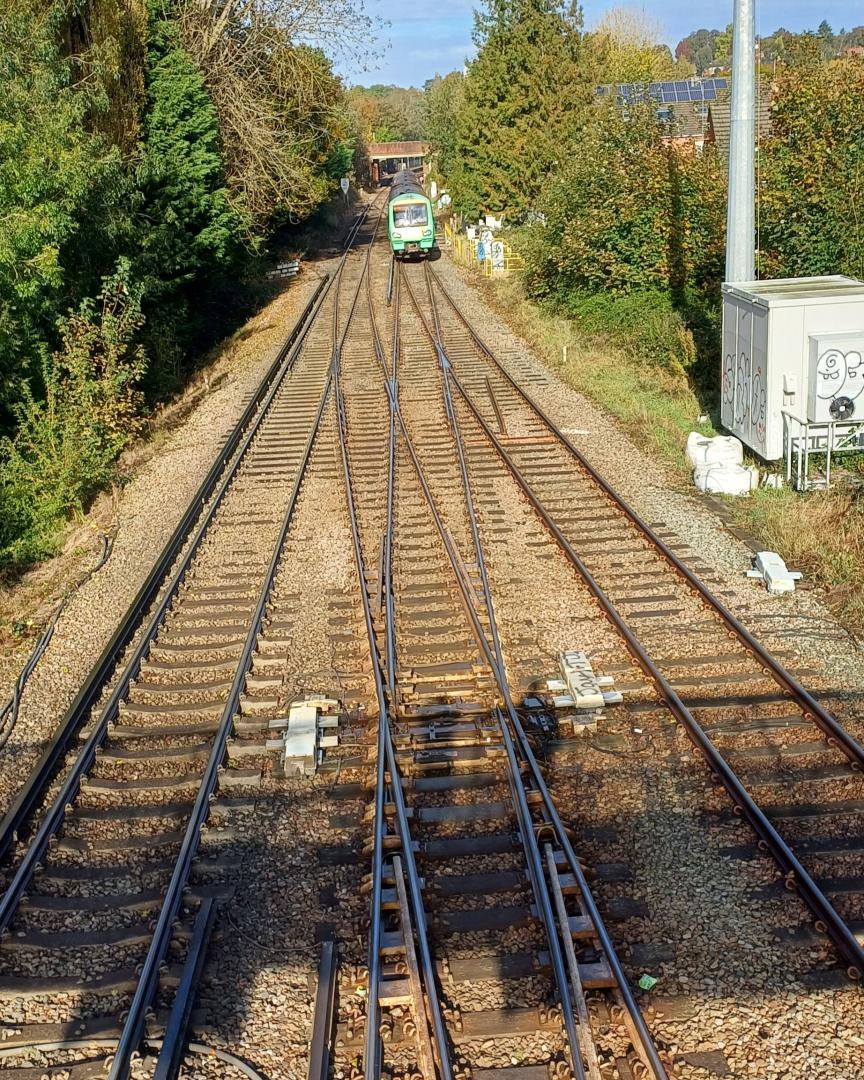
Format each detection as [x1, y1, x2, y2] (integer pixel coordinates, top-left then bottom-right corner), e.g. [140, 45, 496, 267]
[725, 0, 756, 283]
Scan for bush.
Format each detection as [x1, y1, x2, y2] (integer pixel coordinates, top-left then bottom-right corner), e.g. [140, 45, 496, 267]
[557, 288, 695, 381]
[759, 54, 864, 281]
[0, 261, 145, 568]
[523, 100, 726, 301]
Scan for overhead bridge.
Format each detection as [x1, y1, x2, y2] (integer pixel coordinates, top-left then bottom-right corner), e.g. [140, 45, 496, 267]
[367, 141, 429, 185]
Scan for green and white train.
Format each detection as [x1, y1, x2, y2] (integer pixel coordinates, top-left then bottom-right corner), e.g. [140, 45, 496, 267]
[386, 170, 435, 258]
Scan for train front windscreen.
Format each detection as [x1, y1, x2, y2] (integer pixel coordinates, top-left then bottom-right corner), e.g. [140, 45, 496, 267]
[393, 202, 428, 227]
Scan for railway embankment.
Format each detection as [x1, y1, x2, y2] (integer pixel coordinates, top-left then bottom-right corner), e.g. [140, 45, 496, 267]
[0, 265, 335, 822]
[447, 255, 864, 636]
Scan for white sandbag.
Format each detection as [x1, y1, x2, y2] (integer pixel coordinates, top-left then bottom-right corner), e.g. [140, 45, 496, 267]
[686, 432, 744, 468]
[693, 462, 759, 496]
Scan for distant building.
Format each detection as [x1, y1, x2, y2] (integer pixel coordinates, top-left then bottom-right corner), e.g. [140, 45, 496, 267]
[597, 77, 773, 155]
[707, 82, 773, 156]
[367, 141, 429, 185]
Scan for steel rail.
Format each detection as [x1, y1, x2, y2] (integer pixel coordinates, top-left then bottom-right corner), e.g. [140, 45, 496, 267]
[308, 940, 338, 1080]
[443, 356, 864, 979]
[333, 250, 453, 1080]
[372, 258, 448, 1078]
[427, 267, 864, 775]
[111, 204, 387, 1073]
[0, 268, 341, 939]
[392, 271, 642, 1077]
[401, 267, 671, 1079]
[338, 210, 394, 1080]
[108, 329, 339, 1080]
[153, 897, 217, 1080]
[0, 201, 379, 1080]
[0, 273, 329, 866]
[400, 269, 592, 1076]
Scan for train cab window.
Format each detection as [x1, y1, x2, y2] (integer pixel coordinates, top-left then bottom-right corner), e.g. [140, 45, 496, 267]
[393, 202, 428, 227]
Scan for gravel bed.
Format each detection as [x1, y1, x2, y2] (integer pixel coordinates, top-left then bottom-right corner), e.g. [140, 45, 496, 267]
[0, 267, 339, 827]
[434, 255, 864, 711]
[7, 237, 864, 1079]
[429, 254, 864, 1079]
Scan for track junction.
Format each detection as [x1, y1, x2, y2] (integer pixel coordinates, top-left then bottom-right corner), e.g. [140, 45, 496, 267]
[0, 202, 862, 1080]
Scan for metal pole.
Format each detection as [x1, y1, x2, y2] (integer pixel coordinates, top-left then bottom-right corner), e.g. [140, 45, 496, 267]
[725, 0, 756, 283]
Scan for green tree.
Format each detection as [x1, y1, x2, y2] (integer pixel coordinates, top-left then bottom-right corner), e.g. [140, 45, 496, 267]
[525, 101, 725, 301]
[759, 56, 864, 281]
[0, 0, 127, 423]
[133, 10, 250, 391]
[590, 7, 694, 82]
[714, 23, 732, 64]
[676, 28, 721, 74]
[0, 260, 146, 566]
[423, 72, 465, 187]
[455, 0, 594, 219]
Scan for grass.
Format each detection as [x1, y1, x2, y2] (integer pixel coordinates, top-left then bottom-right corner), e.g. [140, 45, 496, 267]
[475, 274, 715, 473]
[471, 268, 864, 636]
[739, 481, 864, 632]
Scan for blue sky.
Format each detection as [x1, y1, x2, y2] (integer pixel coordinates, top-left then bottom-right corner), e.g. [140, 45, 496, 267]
[340, 1, 864, 87]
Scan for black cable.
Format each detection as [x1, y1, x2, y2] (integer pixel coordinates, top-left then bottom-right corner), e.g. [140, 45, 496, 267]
[0, 531, 115, 751]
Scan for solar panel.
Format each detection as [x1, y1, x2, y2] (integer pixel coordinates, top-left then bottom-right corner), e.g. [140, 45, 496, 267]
[597, 77, 729, 107]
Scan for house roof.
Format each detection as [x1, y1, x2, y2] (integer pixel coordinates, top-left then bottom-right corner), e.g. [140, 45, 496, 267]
[708, 82, 773, 155]
[660, 101, 712, 140]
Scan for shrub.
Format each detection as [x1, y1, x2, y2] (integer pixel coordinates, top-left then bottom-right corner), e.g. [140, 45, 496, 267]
[759, 54, 864, 281]
[0, 261, 145, 568]
[554, 288, 697, 385]
[523, 100, 726, 302]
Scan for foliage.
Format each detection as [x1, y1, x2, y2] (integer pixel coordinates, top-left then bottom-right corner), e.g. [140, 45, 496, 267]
[348, 84, 426, 142]
[0, 0, 362, 573]
[133, 11, 251, 391]
[554, 287, 699, 380]
[675, 21, 864, 73]
[423, 72, 464, 187]
[0, 0, 128, 423]
[523, 101, 726, 301]
[675, 28, 723, 74]
[0, 261, 145, 567]
[758, 56, 864, 281]
[455, 0, 594, 220]
[589, 7, 694, 83]
[177, 1, 351, 223]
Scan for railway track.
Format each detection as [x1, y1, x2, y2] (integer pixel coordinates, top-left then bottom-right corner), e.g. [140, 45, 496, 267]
[330, 248, 671, 1080]
[3, 213, 863, 1080]
[399, 259, 864, 984]
[0, 204, 383, 1079]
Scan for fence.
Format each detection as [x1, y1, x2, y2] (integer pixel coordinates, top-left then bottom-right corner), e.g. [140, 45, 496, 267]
[444, 223, 524, 277]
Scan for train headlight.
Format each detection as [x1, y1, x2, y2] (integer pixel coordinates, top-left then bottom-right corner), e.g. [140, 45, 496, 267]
[392, 232, 401, 239]
[422, 228, 432, 236]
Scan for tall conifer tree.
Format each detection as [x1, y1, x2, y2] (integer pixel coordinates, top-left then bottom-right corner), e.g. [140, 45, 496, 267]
[456, 0, 593, 219]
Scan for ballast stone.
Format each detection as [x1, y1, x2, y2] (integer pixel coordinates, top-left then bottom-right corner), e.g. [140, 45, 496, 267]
[746, 551, 803, 595]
